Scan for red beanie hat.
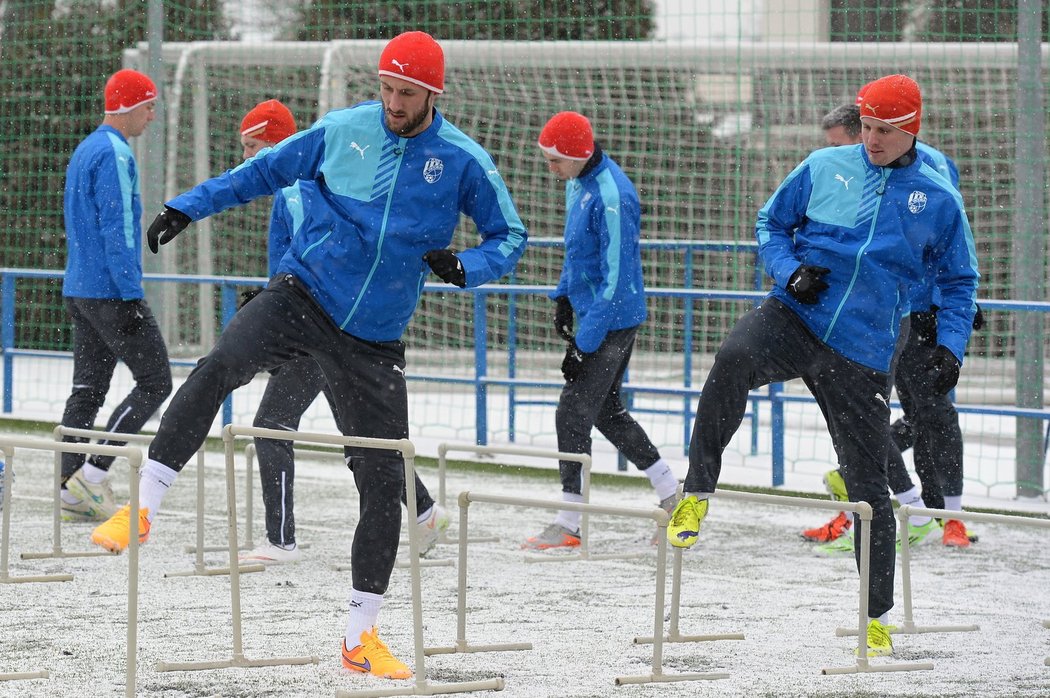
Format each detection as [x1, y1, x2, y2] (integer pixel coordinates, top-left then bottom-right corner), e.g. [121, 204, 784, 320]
[537, 111, 594, 161]
[857, 74, 922, 136]
[378, 31, 444, 94]
[240, 99, 297, 144]
[104, 69, 157, 114]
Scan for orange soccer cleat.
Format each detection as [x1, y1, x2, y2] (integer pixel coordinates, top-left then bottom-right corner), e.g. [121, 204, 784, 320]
[341, 627, 412, 679]
[90, 505, 151, 553]
[801, 511, 851, 543]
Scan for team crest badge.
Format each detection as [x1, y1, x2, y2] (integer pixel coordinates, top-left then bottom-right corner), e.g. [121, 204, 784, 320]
[423, 158, 444, 184]
[907, 191, 927, 214]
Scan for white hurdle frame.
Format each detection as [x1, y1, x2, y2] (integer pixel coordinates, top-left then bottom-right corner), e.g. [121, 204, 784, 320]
[423, 490, 729, 686]
[833, 505, 1050, 640]
[46, 426, 262, 578]
[0, 437, 142, 697]
[0, 442, 71, 585]
[161, 425, 503, 698]
[436, 442, 643, 563]
[707, 489, 932, 675]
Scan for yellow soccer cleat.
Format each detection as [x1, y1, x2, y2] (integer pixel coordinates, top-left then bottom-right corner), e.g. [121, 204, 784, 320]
[341, 627, 412, 680]
[858, 618, 894, 657]
[823, 468, 850, 502]
[666, 495, 709, 548]
[90, 505, 150, 554]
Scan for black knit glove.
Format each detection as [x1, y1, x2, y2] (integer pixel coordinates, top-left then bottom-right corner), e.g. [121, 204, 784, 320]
[926, 346, 961, 395]
[910, 310, 938, 347]
[786, 265, 831, 304]
[561, 342, 593, 382]
[423, 249, 466, 288]
[116, 300, 146, 336]
[146, 206, 192, 254]
[553, 297, 574, 342]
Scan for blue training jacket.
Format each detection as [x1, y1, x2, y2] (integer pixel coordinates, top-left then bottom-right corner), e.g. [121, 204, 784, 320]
[267, 181, 305, 276]
[756, 143, 979, 371]
[168, 102, 528, 341]
[63, 125, 144, 300]
[550, 153, 647, 353]
[912, 142, 962, 314]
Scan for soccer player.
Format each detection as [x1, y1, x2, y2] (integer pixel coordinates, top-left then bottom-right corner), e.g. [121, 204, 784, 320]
[233, 100, 449, 566]
[522, 111, 679, 550]
[59, 69, 173, 522]
[667, 74, 978, 657]
[805, 97, 981, 550]
[90, 31, 527, 679]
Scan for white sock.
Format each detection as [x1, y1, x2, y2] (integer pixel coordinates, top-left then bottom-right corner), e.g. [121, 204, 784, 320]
[943, 495, 963, 512]
[643, 459, 679, 500]
[682, 492, 710, 501]
[895, 486, 932, 526]
[553, 492, 584, 531]
[82, 462, 108, 484]
[345, 588, 383, 646]
[138, 459, 179, 521]
[872, 612, 888, 624]
[416, 505, 433, 525]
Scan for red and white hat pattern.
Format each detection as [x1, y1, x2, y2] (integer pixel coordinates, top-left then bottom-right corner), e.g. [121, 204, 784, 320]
[378, 31, 444, 94]
[240, 99, 297, 144]
[537, 111, 594, 161]
[104, 69, 157, 115]
[857, 74, 922, 136]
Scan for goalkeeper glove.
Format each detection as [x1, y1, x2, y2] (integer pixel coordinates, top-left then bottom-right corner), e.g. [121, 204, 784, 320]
[553, 297, 574, 342]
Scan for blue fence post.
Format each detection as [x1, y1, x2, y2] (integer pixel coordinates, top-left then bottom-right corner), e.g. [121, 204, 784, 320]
[220, 283, 238, 426]
[1, 274, 14, 414]
[507, 283, 518, 443]
[682, 247, 695, 455]
[474, 292, 488, 446]
[769, 382, 784, 487]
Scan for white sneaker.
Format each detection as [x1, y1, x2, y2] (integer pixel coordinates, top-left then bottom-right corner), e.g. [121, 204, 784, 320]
[238, 540, 301, 566]
[64, 470, 118, 521]
[416, 505, 450, 557]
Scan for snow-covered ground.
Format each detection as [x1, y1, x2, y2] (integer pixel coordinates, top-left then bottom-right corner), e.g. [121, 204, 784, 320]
[1, 443, 1049, 697]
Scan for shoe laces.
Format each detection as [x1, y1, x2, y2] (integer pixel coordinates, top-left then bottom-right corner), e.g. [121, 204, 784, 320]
[867, 621, 892, 647]
[670, 498, 696, 527]
[362, 629, 398, 663]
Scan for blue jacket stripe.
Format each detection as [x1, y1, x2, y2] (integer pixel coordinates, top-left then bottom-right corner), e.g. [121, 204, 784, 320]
[106, 132, 136, 249]
[596, 170, 622, 301]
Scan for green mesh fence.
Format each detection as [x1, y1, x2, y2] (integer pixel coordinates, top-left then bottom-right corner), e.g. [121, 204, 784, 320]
[0, 1, 1048, 497]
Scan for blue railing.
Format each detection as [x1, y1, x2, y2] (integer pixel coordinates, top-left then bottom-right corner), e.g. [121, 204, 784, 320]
[3, 264, 1048, 488]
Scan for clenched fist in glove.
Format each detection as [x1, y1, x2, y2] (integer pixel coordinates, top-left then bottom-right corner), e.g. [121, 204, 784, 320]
[926, 345, 961, 395]
[561, 342, 593, 382]
[553, 297, 574, 342]
[787, 265, 831, 305]
[423, 249, 466, 288]
[146, 206, 192, 253]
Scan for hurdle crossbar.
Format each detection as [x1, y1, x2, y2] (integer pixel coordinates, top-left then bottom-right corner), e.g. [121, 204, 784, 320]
[437, 442, 643, 563]
[0, 438, 142, 696]
[838, 505, 1050, 640]
[423, 490, 729, 686]
[47, 427, 260, 577]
